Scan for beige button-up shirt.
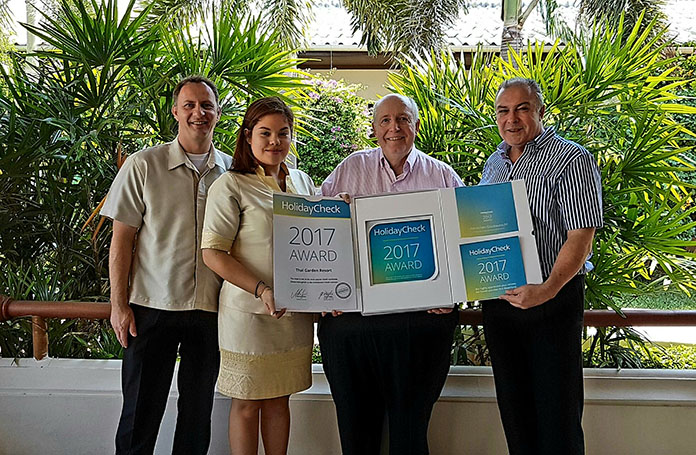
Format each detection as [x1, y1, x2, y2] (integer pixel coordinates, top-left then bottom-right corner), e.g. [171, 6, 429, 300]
[101, 139, 233, 312]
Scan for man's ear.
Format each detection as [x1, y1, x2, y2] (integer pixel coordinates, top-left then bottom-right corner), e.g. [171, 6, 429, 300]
[171, 104, 178, 120]
[414, 118, 421, 135]
[539, 104, 546, 120]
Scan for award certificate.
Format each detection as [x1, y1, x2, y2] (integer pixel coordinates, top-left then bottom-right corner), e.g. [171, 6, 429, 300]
[273, 194, 359, 312]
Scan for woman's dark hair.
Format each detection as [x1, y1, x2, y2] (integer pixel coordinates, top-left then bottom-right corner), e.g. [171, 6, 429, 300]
[232, 97, 294, 173]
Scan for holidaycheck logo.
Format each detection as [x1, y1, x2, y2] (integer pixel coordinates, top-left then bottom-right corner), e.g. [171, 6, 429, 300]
[281, 200, 342, 215]
[274, 195, 349, 218]
[468, 244, 511, 256]
[372, 223, 427, 237]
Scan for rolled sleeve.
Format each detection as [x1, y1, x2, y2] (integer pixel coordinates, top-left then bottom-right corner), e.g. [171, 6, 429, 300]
[202, 173, 240, 252]
[100, 156, 145, 228]
[559, 153, 603, 231]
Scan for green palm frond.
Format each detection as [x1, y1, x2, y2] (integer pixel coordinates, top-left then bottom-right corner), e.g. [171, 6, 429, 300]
[0, 0, 12, 30]
[577, 0, 669, 42]
[23, 0, 157, 67]
[389, 48, 495, 184]
[344, 0, 467, 56]
[259, 0, 314, 50]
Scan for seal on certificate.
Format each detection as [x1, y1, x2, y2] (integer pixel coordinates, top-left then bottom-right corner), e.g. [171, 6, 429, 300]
[335, 282, 352, 299]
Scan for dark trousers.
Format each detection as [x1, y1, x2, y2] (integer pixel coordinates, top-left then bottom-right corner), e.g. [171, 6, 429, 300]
[482, 275, 586, 455]
[318, 310, 459, 455]
[115, 305, 220, 455]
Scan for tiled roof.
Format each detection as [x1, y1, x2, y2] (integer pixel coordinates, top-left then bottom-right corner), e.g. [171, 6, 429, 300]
[309, 0, 696, 48]
[7, 0, 696, 48]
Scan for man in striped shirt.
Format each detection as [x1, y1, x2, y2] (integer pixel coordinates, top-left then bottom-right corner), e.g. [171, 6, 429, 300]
[319, 94, 463, 455]
[480, 78, 603, 455]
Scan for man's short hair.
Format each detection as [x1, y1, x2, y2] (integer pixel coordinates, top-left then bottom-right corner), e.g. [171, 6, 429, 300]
[373, 93, 420, 123]
[172, 76, 220, 106]
[497, 78, 544, 111]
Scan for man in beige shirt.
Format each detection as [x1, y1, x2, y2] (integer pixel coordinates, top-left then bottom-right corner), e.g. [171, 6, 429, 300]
[101, 76, 232, 454]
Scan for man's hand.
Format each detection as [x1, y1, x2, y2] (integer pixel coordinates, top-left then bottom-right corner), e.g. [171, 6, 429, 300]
[337, 192, 351, 204]
[110, 303, 137, 348]
[501, 227, 597, 310]
[499, 283, 556, 310]
[427, 307, 454, 314]
[108, 220, 139, 348]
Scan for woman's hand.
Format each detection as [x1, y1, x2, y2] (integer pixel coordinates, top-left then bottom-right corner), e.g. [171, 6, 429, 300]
[321, 310, 344, 317]
[260, 286, 286, 319]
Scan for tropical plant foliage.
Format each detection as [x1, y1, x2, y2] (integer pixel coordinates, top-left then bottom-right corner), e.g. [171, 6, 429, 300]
[0, 0, 307, 357]
[137, 0, 314, 50]
[297, 77, 371, 183]
[343, 0, 468, 56]
[389, 15, 696, 367]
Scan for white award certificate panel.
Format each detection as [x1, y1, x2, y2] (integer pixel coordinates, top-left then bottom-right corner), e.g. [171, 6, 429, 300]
[353, 190, 454, 314]
[273, 193, 359, 312]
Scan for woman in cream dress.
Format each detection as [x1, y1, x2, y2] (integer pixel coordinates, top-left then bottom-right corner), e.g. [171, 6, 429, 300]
[202, 97, 314, 454]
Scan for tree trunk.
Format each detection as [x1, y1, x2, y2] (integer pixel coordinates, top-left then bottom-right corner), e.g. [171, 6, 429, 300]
[500, 0, 540, 66]
[25, 0, 36, 53]
[501, 21, 523, 65]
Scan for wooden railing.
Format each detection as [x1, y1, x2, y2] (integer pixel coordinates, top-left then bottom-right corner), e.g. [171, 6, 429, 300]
[3, 295, 696, 360]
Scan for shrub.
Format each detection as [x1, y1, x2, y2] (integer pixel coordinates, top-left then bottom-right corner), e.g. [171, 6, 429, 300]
[296, 77, 372, 183]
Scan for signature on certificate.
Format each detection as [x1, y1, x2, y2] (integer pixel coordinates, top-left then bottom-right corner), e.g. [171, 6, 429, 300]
[291, 288, 308, 300]
[319, 290, 335, 301]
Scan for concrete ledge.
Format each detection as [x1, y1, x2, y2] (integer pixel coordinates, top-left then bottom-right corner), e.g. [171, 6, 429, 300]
[2, 359, 696, 454]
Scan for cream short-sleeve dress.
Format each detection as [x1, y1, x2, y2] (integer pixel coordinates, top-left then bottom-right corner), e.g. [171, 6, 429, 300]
[202, 166, 315, 399]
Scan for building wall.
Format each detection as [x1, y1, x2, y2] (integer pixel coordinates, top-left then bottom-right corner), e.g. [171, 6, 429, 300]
[309, 69, 396, 100]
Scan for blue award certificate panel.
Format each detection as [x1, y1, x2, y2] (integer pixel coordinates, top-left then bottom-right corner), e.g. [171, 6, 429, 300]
[459, 237, 527, 301]
[367, 218, 437, 285]
[455, 182, 518, 237]
[273, 194, 359, 312]
[440, 180, 543, 303]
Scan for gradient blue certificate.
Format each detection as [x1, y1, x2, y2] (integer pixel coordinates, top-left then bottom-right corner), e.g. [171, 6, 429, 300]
[459, 236, 527, 301]
[368, 218, 437, 285]
[455, 183, 519, 237]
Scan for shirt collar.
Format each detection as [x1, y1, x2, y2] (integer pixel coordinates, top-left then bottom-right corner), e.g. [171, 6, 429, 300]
[378, 146, 418, 175]
[254, 162, 291, 192]
[168, 137, 226, 171]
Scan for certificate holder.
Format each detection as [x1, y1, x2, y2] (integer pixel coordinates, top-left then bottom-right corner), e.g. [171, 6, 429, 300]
[441, 180, 543, 302]
[353, 190, 455, 315]
[273, 193, 360, 312]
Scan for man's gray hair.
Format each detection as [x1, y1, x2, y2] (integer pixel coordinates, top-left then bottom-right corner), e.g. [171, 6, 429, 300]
[497, 78, 544, 111]
[373, 93, 420, 123]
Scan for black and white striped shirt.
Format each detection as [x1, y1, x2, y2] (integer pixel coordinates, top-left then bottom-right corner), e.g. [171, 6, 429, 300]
[480, 127, 603, 278]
